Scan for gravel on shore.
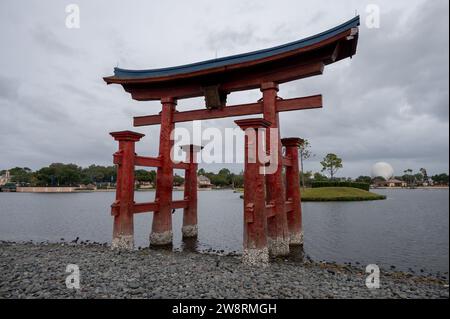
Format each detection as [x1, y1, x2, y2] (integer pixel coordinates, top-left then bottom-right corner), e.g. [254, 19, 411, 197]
[0, 241, 448, 299]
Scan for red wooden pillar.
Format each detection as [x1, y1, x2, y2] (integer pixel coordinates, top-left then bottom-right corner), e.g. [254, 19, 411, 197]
[151, 97, 176, 246]
[282, 138, 304, 245]
[261, 82, 290, 257]
[110, 130, 144, 250]
[181, 144, 203, 238]
[235, 118, 271, 265]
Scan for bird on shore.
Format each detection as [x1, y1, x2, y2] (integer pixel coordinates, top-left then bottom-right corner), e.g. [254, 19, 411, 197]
[71, 237, 79, 244]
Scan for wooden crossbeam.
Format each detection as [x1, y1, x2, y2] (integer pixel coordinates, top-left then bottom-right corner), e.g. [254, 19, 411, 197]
[285, 201, 294, 213]
[135, 155, 161, 167]
[134, 94, 322, 126]
[264, 200, 294, 218]
[173, 162, 190, 170]
[265, 203, 276, 218]
[134, 156, 190, 170]
[134, 202, 159, 214]
[171, 199, 189, 209]
[133, 199, 189, 214]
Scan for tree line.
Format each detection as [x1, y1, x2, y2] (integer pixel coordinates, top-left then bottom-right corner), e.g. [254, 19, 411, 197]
[1, 164, 117, 187]
[0, 164, 245, 189]
[1, 157, 448, 188]
[298, 141, 449, 187]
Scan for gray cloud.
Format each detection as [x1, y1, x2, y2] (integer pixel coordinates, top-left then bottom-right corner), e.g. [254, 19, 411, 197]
[0, 0, 448, 178]
[206, 27, 256, 52]
[0, 75, 20, 101]
[32, 25, 81, 56]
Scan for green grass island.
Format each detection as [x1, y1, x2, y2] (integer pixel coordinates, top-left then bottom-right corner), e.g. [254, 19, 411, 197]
[236, 187, 387, 202]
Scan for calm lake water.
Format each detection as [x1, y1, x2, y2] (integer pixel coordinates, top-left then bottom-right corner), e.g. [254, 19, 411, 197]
[0, 189, 448, 277]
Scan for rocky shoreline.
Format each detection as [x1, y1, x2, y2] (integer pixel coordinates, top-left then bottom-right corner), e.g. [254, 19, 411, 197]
[0, 241, 448, 299]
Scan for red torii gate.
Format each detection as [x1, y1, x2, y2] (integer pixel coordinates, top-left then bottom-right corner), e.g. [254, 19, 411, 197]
[104, 17, 360, 264]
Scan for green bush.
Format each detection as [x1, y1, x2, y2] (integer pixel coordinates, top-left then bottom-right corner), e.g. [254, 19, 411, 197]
[311, 181, 370, 191]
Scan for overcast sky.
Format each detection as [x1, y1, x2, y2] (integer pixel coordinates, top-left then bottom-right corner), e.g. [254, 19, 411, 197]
[0, 0, 448, 177]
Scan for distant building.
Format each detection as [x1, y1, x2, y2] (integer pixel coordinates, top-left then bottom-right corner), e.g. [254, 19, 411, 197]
[0, 170, 10, 186]
[386, 179, 407, 187]
[198, 175, 212, 189]
[77, 183, 97, 190]
[374, 178, 407, 188]
[135, 181, 154, 189]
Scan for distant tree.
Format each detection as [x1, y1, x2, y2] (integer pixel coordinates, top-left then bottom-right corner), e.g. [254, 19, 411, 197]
[196, 168, 237, 188]
[135, 169, 156, 184]
[53, 163, 82, 186]
[356, 176, 372, 184]
[414, 173, 424, 185]
[320, 153, 343, 179]
[431, 173, 449, 186]
[313, 172, 328, 181]
[218, 168, 231, 176]
[298, 139, 314, 189]
[173, 174, 184, 186]
[419, 168, 429, 183]
[9, 167, 32, 185]
[402, 169, 415, 187]
[82, 164, 116, 184]
[32, 163, 82, 186]
[300, 171, 313, 187]
[231, 171, 244, 189]
[218, 168, 232, 184]
[441, 173, 449, 185]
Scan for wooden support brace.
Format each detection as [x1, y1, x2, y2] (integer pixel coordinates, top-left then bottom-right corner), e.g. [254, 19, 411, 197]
[133, 201, 159, 214]
[282, 157, 293, 167]
[134, 95, 322, 126]
[173, 162, 190, 170]
[285, 201, 294, 213]
[265, 203, 276, 218]
[135, 156, 161, 167]
[171, 199, 190, 210]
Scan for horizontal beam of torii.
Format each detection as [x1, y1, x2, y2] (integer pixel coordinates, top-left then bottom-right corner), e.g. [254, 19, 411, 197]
[134, 94, 322, 126]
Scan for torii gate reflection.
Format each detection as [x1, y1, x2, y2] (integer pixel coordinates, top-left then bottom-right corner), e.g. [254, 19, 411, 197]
[104, 16, 360, 264]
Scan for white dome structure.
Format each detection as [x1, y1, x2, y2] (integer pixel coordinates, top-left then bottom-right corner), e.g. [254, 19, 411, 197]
[371, 162, 394, 180]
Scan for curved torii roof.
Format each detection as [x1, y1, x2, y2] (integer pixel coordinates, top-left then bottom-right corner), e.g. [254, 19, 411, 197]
[104, 16, 360, 101]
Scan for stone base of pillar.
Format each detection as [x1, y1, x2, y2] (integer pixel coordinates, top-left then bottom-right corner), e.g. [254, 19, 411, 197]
[150, 230, 173, 246]
[182, 225, 198, 238]
[268, 237, 290, 257]
[111, 235, 134, 250]
[289, 231, 304, 246]
[242, 247, 269, 265]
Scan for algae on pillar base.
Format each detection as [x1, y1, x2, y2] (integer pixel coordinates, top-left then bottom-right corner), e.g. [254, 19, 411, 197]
[111, 235, 134, 250]
[150, 230, 173, 246]
[289, 231, 304, 246]
[182, 225, 198, 238]
[268, 237, 290, 257]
